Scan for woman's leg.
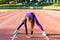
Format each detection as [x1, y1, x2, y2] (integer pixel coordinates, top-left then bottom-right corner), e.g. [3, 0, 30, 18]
[31, 20, 34, 35]
[36, 19, 44, 31]
[24, 19, 28, 35]
[31, 26, 34, 35]
[34, 16, 44, 31]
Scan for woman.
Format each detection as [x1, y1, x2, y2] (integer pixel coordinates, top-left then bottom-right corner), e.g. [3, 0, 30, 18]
[13, 12, 47, 38]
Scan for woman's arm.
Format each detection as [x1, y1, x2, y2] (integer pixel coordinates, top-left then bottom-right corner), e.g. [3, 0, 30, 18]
[13, 18, 26, 35]
[17, 19, 26, 30]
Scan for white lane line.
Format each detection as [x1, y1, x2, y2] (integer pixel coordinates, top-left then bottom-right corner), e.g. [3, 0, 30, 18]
[38, 12, 60, 27]
[0, 13, 21, 26]
[39, 10, 60, 18]
[0, 13, 16, 18]
[11, 34, 17, 40]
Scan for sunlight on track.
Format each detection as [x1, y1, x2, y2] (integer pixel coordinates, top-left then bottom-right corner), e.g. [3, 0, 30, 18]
[0, 13, 20, 26]
[39, 13, 60, 27]
[0, 9, 12, 12]
[40, 10, 60, 18]
[0, 13, 15, 18]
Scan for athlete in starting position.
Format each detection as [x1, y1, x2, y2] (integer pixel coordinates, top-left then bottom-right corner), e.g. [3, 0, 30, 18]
[13, 12, 47, 38]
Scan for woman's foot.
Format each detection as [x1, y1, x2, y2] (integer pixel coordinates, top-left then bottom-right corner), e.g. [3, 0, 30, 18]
[13, 29, 17, 35]
[26, 35, 30, 38]
[30, 35, 33, 38]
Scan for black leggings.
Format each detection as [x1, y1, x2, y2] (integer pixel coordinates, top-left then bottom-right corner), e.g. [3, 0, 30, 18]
[24, 19, 28, 35]
[24, 18, 34, 35]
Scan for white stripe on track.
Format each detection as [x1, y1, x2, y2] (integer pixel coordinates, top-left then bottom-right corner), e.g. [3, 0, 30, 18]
[0, 13, 16, 18]
[39, 12, 60, 27]
[0, 13, 21, 26]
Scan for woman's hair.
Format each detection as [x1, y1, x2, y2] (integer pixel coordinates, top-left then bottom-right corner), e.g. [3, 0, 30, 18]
[27, 12, 35, 26]
[28, 16, 32, 21]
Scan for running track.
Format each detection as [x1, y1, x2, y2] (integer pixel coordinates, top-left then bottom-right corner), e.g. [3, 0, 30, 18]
[0, 9, 60, 40]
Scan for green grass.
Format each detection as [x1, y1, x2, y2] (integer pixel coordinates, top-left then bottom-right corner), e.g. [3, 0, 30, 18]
[50, 3, 60, 6]
[0, 3, 60, 9]
[0, 4, 25, 7]
[0, 3, 53, 7]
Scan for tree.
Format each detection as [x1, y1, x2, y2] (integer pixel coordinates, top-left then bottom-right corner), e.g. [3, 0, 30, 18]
[0, 0, 3, 4]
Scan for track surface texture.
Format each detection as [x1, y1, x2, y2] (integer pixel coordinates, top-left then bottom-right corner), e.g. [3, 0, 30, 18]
[0, 9, 60, 40]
